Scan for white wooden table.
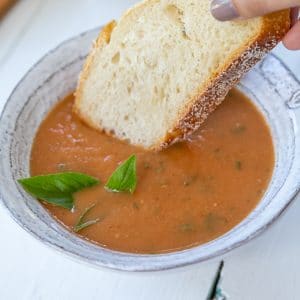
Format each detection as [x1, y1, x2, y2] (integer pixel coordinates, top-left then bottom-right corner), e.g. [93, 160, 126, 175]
[0, 1, 300, 299]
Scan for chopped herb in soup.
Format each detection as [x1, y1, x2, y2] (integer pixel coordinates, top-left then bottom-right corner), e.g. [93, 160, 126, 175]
[29, 89, 274, 254]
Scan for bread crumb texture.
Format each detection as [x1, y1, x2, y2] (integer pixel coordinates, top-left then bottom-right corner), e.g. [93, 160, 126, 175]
[75, 0, 290, 150]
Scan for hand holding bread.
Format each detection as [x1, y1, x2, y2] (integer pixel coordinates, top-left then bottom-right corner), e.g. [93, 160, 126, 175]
[75, 0, 290, 150]
[211, 0, 299, 50]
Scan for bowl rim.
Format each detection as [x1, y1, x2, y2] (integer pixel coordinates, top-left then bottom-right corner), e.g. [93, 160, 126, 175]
[1, 27, 300, 272]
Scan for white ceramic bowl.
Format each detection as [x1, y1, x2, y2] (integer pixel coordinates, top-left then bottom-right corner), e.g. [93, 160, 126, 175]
[1, 28, 300, 272]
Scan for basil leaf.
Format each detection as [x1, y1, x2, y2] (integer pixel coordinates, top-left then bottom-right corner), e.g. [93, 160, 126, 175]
[74, 219, 100, 233]
[105, 155, 137, 193]
[18, 172, 99, 210]
[74, 204, 100, 232]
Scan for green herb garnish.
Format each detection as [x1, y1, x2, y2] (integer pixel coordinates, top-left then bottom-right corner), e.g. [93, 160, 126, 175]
[231, 123, 246, 134]
[204, 213, 228, 232]
[183, 175, 198, 187]
[156, 161, 165, 174]
[133, 202, 140, 210]
[18, 172, 99, 210]
[74, 204, 100, 233]
[180, 222, 196, 233]
[57, 163, 67, 172]
[235, 161, 242, 170]
[143, 162, 151, 169]
[105, 155, 137, 194]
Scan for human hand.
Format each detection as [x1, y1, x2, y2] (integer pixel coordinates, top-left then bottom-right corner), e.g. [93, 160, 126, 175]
[211, 0, 300, 50]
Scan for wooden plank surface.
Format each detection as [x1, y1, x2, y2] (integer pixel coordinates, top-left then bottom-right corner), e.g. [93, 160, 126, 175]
[0, 1, 300, 299]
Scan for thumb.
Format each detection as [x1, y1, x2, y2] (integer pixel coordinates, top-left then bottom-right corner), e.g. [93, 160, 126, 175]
[211, 0, 299, 21]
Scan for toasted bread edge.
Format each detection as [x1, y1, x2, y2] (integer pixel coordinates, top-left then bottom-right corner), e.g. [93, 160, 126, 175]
[74, 8, 291, 151]
[158, 10, 291, 150]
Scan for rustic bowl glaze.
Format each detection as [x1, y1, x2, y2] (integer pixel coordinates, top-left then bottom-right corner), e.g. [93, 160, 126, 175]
[1, 28, 300, 271]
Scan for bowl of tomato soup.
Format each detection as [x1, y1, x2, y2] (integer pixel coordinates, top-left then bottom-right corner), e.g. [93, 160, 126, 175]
[1, 28, 300, 271]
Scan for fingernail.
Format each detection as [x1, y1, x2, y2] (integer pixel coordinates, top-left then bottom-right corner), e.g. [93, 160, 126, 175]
[291, 7, 299, 26]
[211, 0, 240, 21]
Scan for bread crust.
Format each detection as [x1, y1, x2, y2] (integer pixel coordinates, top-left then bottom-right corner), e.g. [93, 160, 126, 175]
[159, 10, 291, 150]
[75, 6, 290, 151]
[74, 20, 116, 118]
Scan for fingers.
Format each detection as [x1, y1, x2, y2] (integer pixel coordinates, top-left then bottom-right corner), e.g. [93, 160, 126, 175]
[210, 0, 300, 50]
[291, 7, 300, 25]
[283, 21, 300, 50]
[211, 0, 300, 20]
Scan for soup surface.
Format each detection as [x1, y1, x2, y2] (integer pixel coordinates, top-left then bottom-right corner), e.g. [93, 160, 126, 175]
[31, 89, 274, 254]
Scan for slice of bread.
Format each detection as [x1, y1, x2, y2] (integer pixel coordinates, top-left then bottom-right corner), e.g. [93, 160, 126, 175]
[75, 0, 290, 151]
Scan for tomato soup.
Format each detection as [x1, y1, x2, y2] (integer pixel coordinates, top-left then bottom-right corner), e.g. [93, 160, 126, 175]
[31, 89, 274, 254]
